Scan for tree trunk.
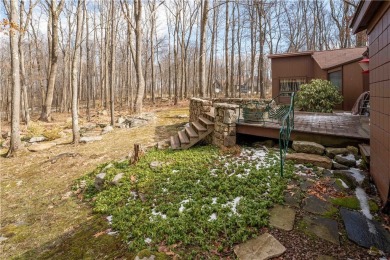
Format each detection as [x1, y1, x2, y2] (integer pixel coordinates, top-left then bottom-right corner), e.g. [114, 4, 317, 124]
[71, 0, 84, 144]
[198, 0, 208, 97]
[6, 0, 22, 157]
[39, 0, 64, 122]
[133, 0, 145, 113]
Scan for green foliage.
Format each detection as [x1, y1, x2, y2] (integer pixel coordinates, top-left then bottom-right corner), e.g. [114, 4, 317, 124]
[295, 79, 343, 113]
[76, 146, 293, 256]
[330, 196, 379, 212]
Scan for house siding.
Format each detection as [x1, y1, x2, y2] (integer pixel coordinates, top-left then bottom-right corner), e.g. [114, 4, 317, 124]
[271, 55, 314, 103]
[368, 6, 390, 203]
[342, 62, 367, 110]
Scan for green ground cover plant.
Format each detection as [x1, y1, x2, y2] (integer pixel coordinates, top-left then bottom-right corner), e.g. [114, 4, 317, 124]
[296, 79, 343, 113]
[75, 145, 294, 257]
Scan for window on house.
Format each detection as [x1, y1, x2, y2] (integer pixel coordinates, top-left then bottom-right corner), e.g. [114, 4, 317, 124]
[328, 70, 342, 91]
[280, 78, 305, 94]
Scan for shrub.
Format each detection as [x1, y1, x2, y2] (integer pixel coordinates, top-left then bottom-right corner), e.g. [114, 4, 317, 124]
[295, 79, 343, 113]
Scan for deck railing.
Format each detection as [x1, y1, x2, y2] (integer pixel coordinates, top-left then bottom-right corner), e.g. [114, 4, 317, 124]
[279, 92, 295, 176]
[237, 92, 295, 176]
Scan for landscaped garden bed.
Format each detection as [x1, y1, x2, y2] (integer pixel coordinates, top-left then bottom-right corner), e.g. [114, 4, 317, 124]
[75, 145, 294, 257]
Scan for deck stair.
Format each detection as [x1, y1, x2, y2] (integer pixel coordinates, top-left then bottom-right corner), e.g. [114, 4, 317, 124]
[170, 113, 215, 150]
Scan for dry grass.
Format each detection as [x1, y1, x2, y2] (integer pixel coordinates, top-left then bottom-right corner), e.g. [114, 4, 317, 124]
[0, 102, 189, 258]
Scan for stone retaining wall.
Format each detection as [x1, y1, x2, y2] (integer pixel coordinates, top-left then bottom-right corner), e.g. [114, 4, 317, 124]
[189, 98, 212, 122]
[213, 103, 239, 148]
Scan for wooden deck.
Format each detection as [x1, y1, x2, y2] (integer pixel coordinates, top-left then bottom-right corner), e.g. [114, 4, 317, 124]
[236, 111, 370, 147]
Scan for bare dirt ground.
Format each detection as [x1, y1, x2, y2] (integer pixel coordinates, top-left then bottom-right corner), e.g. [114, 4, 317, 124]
[0, 101, 190, 259]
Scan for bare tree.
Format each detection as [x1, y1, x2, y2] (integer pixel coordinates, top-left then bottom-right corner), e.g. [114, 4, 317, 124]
[3, 0, 21, 157]
[71, 0, 84, 144]
[198, 0, 208, 97]
[39, 0, 64, 122]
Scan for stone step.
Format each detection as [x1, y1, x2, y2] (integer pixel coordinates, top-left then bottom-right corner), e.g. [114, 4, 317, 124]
[204, 112, 215, 121]
[199, 116, 214, 127]
[185, 126, 198, 139]
[170, 135, 180, 149]
[192, 121, 207, 133]
[178, 130, 190, 144]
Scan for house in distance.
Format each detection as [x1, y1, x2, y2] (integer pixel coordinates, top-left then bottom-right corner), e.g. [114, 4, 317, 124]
[268, 47, 369, 111]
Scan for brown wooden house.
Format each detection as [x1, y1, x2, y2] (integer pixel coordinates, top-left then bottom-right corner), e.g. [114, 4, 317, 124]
[351, 0, 390, 210]
[268, 48, 369, 111]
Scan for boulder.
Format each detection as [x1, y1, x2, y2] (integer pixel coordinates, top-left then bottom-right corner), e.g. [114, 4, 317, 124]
[94, 172, 106, 190]
[101, 125, 114, 135]
[347, 146, 359, 155]
[111, 173, 124, 186]
[117, 116, 126, 124]
[29, 136, 46, 143]
[332, 162, 349, 170]
[28, 142, 56, 152]
[150, 161, 163, 170]
[292, 141, 325, 155]
[286, 153, 332, 169]
[80, 136, 102, 143]
[333, 170, 358, 189]
[325, 147, 349, 159]
[334, 154, 356, 167]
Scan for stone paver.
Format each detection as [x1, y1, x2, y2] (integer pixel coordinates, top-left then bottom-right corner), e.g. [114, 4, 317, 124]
[269, 205, 296, 231]
[234, 233, 286, 260]
[284, 191, 301, 208]
[302, 216, 340, 245]
[340, 208, 390, 253]
[303, 196, 333, 215]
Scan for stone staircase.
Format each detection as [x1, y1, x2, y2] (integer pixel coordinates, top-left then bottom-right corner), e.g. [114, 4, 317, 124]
[170, 112, 215, 150]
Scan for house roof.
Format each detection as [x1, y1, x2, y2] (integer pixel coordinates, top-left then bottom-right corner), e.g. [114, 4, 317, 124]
[350, 0, 385, 34]
[268, 47, 367, 70]
[312, 47, 367, 69]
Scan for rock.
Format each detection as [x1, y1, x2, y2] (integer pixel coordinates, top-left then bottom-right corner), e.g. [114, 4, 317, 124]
[284, 191, 301, 208]
[269, 205, 296, 231]
[301, 216, 340, 245]
[111, 173, 124, 186]
[0, 236, 8, 242]
[333, 170, 358, 189]
[157, 140, 170, 150]
[150, 161, 163, 169]
[325, 147, 349, 159]
[334, 154, 356, 167]
[28, 142, 56, 152]
[94, 173, 106, 190]
[286, 153, 332, 169]
[135, 256, 155, 260]
[117, 116, 126, 124]
[101, 110, 108, 116]
[332, 162, 349, 170]
[292, 141, 325, 155]
[234, 233, 286, 260]
[1, 131, 10, 139]
[253, 140, 275, 148]
[347, 146, 359, 155]
[322, 169, 333, 178]
[340, 208, 390, 253]
[101, 125, 114, 135]
[300, 179, 316, 191]
[29, 136, 46, 143]
[81, 122, 97, 131]
[303, 196, 334, 215]
[80, 136, 102, 143]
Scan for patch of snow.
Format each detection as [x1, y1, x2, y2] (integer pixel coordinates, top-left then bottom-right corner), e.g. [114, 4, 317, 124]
[208, 213, 217, 221]
[355, 187, 377, 235]
[179, 199, 190, 213]
[172, 170, 179, 173]
[106, 215, 113, 225]
[107, 231, 118, 236]
[150, 208, 167, 220]
[162, 188, 167, 193]
[212, 197, 217, 204]
[210, 169, 218, 176]
[196, 179, 201, 184]
[356, 159, 362, 166]
[144, 237, 152, 244]
[129, 191, 138, 200]
[343, 153, 355, 160]
[338, 179, 349, 189]
[349, 168, 365, 184]
[223, 197, 241, 215]
[16, 180, 22, 186]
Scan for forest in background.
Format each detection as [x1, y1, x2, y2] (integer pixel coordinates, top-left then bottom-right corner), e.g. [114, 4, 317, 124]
[0, 0, 364, 156]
